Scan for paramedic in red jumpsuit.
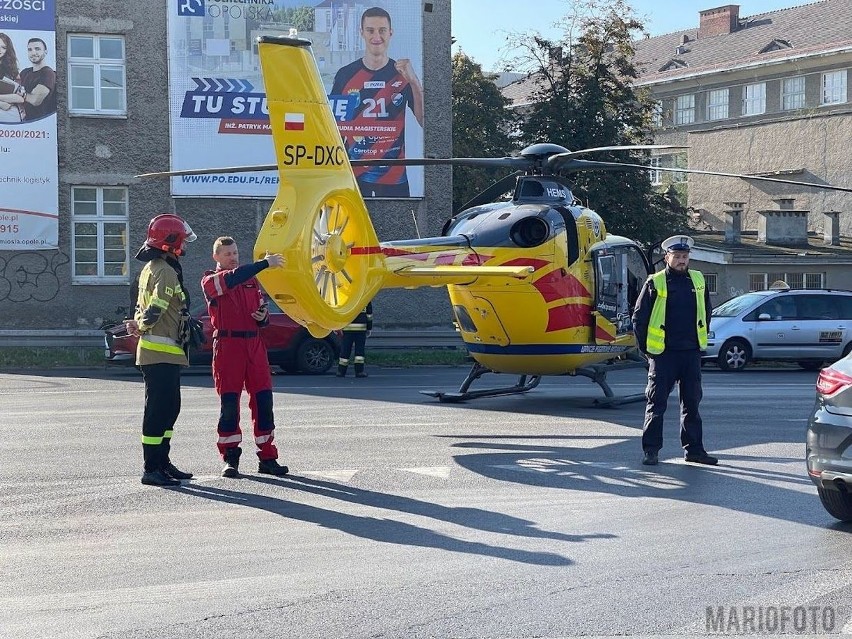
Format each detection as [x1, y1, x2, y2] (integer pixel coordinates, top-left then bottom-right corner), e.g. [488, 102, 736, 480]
[201, 236, 289, 478]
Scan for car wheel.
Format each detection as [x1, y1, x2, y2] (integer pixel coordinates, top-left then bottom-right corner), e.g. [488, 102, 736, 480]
[296, 338, 334, 374]
[797, 361, 823, 371]
[817, 486, 852, 522]
[717, 338, 750, 372]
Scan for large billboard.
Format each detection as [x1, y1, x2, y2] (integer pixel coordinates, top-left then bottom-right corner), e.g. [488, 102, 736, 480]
[0, 0, 59, 250]
[167, 0, 424, 199]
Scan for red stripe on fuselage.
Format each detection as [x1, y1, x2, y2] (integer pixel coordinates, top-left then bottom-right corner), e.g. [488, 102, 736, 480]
[547, 303, 593, 332]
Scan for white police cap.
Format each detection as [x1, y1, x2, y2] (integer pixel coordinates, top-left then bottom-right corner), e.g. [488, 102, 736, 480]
[661, 235, 694, 252]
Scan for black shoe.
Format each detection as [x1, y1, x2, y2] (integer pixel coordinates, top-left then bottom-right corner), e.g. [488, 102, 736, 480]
[222, 447, 242, 478]
[685, 451, 718, 465]
[642, 450, 659, 466]
[163, 462, 193, 480]
[141, 469, 181, 487]
[258, 459, 289, 476]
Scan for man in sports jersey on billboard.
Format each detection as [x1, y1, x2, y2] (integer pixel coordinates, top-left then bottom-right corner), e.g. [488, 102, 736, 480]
[331, 6, 424, 198]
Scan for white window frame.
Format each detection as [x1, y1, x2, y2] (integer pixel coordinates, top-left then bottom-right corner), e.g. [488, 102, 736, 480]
[748, 272, 825, 292]
[821, 70, 847, 105]
[67, 34, 127, 116]
[674, 94, 695, 125]
[71, 186, 130, 284]
[707, 89, 728, 120]
[651, 100, 663, 127]
[742, 82, 766, 116]
[649, 157, 662, 185]
[781, 76, 806, 110]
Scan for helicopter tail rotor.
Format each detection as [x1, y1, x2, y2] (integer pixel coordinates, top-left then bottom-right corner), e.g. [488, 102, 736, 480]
[253, 36, 385, 336]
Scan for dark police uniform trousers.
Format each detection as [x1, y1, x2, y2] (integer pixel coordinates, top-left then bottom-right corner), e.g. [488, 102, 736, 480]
[642, 348, 704, 454]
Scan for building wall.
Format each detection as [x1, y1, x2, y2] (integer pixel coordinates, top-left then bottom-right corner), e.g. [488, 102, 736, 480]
[685, 114, 852, 237]
[0, 1, 454, 331]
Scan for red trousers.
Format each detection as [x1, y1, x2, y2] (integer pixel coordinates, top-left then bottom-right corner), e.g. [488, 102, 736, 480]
[213, 337, 278, 460]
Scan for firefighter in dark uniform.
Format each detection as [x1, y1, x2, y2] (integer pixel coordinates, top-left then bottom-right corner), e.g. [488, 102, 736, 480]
[632, 235, 717, 466]
[337, 302, 373, 378]
[125, 214, 197, 487]
[201, 236, 289, 478]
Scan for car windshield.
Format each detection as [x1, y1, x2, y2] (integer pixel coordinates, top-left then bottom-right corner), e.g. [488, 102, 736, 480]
[712, 293, 767, 317]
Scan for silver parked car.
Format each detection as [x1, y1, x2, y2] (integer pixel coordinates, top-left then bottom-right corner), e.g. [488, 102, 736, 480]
[806, 349, 852, 521]
[704, 289, 852, 371]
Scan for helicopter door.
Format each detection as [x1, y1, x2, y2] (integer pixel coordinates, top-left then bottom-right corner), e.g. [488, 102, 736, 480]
[592, 245, 650, 344]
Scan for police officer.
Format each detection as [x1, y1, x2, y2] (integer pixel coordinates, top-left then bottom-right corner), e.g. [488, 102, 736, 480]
[337, 302, 373, 378]
[632, 235, 717, 466]
[125, 214, 197, 487]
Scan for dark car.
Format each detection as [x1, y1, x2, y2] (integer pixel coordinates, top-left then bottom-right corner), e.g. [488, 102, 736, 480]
[104, 299, 340, 375]
[806, 350, 852, 521]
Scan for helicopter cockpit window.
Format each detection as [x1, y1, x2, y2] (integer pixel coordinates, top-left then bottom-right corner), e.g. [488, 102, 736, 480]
[520, 181, 545, 198]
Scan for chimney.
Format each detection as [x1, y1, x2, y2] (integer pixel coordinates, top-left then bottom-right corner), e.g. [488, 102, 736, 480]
[723, 201, 744, 244]
[698, 5, 740, 39]
[681, 34, 691, 45]
[757, 198, 809, 246]
[824, 211, 841, 246]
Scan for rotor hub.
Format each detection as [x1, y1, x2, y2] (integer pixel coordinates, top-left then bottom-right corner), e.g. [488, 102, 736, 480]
[324, 233, 349, 273]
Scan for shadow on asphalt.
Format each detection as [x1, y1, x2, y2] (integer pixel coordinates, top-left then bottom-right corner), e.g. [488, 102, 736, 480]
[179, 476, 581, 567]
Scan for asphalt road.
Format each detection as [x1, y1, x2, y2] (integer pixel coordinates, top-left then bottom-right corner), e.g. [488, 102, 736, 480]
[1, 364, 851, 638]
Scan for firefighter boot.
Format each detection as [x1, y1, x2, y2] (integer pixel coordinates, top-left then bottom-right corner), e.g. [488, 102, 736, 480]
[222, 447, 242, 478]
[355, 363, 368, 378]
[141, 469, 180, 487]
[258, 458, 289, 476]
[163, 460, 193, 480]
[336, 364, 347, 377]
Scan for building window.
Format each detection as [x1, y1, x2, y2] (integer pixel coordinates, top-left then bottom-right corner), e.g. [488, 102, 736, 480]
[649, 157, 662, 185]
[651, 100, 663, 127]
[748, 273, 767, 292]
[805, 273, 825, 289]
[742, 83, 766, 115]
[71, 186, 129, 283]
[68, 34, 126, 115]
[707, 89, 728, 120]
[704, 273, 718, 295]
[674, 94, 695, 125]
[781, 76, 806, 110]
[749, 272, 824, 292]
[821, 70, 847, 105]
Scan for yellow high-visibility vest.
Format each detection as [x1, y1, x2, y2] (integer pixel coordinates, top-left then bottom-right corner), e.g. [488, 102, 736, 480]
[646, 270, 707, 355]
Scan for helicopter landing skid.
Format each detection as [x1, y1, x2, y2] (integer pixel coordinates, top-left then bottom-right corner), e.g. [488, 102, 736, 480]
[420, 361, 542, 403]
[572, 358, 649, 407]
[419, 357, 648, 405]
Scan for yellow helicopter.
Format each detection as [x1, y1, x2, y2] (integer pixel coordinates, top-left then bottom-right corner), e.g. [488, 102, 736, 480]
[145, 35, 852, 403]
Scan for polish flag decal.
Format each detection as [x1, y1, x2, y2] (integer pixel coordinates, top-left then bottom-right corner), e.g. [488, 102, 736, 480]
[284, 113, 305, 131]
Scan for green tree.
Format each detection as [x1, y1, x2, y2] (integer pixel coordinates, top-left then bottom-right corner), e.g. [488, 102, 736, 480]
[511, 0, 686, 244]
[451, 52, 517, 213]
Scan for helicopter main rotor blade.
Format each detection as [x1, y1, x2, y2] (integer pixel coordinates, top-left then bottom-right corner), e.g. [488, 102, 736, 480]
[457, 171, 524, 213]
[136, 164, 278, 179]
[350, 157, 530, 169]
[547, 144, 688, 169]
[558, 159, 852, 193]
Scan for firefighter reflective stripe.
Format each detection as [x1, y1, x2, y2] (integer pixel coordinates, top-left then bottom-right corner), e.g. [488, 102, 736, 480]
[256, 434, 273, 445]
[164, 430, 173, 439]
[646, 270, 707, 355]
[354, 356, 365, 363]
[142, 434, 165, 445]
[339, 357, 350, 365]
[140, 334, 185, 356]
[211, 272, 226, 297]
[343, 323, 368, 331]
[150, 295, 170, 309]
[218, 434, 242, 445]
